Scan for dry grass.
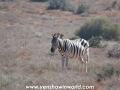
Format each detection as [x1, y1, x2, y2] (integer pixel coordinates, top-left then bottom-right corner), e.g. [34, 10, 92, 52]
[0, 0, 120, 90]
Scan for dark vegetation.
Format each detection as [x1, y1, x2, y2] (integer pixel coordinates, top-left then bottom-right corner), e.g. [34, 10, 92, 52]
[76, 4, 87, 14]
[75, 17, 120, 48]
[47, 0, 74, 12]
[76, 17, 120, 40]
[94, 63, 120, 80]
[89, 36, 107, 48]
[111, 1, 117, 8]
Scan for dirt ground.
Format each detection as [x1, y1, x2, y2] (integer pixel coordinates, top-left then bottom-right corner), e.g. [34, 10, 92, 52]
[0, 0, 120, 90]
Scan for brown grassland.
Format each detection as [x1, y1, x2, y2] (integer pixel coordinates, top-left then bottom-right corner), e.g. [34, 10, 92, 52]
[0, 0, 120, 90]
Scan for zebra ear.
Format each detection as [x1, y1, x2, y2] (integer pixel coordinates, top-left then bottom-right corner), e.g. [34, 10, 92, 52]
[52, 34, 54, 37]
[55, 33, 60, 38]
[56, 33, 59, 36]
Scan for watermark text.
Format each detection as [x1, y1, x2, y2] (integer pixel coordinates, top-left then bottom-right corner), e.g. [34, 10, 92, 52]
[26, 85, 94, 90]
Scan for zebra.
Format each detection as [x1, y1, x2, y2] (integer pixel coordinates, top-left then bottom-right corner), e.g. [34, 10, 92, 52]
[50, 33, 89, 72]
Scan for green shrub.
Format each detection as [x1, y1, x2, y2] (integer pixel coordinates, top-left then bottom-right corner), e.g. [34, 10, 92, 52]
[76, 4, 87, 14]
[89, 36, 102, 48]
[115, 66, 120, 76]
[47, 0, 74, 12]
[94, 64, 115, 80]
[106, 1, 117, 10]
[76, 17, 120, 40]
[94, 63, 120, 81]
[30, 0, 48, 2]
[119, 5, 120, 10]
[111, 1, 117, 8]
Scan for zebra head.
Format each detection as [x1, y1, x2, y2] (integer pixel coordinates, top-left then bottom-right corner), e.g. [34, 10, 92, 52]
[50, 33, 64, 53]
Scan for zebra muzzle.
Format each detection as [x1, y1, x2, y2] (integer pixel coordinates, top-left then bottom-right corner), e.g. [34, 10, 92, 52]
[50, 48, 55, 53]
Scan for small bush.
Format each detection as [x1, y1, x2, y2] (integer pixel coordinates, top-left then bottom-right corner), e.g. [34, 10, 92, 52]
[76, 17, 120, 40]
[108, 42, 120, 58]
[111, 1, 117, 8]
[95, 64, 120, 80]
[106, 1, 117, 10]
[119, 5, 120, 10]
[30, 0, 48, 2]
[94, 64, 115, 80]
[89, 36, 102, 48]
[47, 0, 74, 12]
[115, 64, 120, 76]
[76, 4, 87, 14]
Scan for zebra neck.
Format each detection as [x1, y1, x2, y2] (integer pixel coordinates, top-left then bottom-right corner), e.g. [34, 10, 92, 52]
[58, 39, 63, 49]
[58, 39, 68, 54]
[58, 39, 65, 52]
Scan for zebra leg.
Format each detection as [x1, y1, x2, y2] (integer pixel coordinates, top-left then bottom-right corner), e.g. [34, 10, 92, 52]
[65, 57, 69, 71]
[79, 57, 84, 72]
[81, 61, 84, 73]
[61, 57, 65, 71]
[85, 61, 88, 73]
[85, 55, 89, 73]
[81, 57, 85, 72]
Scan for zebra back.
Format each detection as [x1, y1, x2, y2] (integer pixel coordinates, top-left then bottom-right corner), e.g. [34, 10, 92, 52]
[57, 38, 89, 58]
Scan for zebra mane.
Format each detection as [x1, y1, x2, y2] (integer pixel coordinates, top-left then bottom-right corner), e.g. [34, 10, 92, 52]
[52, 33, 64, 39]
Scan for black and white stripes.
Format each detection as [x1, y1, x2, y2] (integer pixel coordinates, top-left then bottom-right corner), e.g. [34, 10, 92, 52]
[50, 33, 89, 72]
